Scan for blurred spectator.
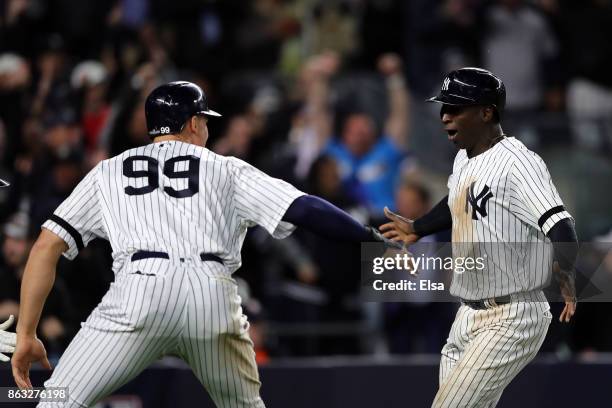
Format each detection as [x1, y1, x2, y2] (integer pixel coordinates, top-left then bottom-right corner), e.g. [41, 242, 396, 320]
[0, 0, 45, 57]
[71, 60, 112, 152]
[31, 34, 72, 118]
[0, 213, 76, 358]
[212, 116, 256, 160]
[383, 181, 455, 354]
[0, 213, 27, 321]
[482, 0, 560, 112]
[232, 0, 301, 70]
[282, 155, 367, 355]
[289, 52, 339, 180]
[309, 1, 358, 59]
[404, 0, 482, 97]
[324, 53, 411, 216]
[0, 52, 31, 162]
[559, 0, 612, 150]
[29, 150, 85, 229]
[479, 0, 562, 147]
[112, 0, 150, 30]
[305, 155, 366, 219]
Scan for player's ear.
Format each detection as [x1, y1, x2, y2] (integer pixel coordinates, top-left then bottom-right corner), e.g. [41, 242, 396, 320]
[481, 107, 494, 123]
[187, 115, 199, 133]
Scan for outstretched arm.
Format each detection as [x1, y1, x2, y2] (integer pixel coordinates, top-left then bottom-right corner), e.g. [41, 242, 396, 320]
[282, 195, 398, 247]
[12, 229, 65, 388]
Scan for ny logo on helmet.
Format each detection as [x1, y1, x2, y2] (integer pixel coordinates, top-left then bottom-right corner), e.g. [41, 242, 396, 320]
[442, 77, 451, 91]
[465, 182, 493, 220]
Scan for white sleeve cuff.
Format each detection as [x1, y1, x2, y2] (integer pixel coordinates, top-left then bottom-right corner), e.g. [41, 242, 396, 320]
[42, 219, 80, 260]
[540, 210, 572, 236]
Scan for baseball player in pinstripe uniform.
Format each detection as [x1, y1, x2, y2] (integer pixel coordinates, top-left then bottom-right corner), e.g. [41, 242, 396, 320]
[381, 68, 578, 407]
[9, 81, 398, 407]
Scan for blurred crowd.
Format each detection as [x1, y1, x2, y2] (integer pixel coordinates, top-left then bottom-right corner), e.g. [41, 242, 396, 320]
[1, 0, 612, 361]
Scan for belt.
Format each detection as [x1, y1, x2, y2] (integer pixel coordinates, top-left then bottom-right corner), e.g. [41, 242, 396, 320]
[461, 295, 511, 310]
[131, 250, 224, 265]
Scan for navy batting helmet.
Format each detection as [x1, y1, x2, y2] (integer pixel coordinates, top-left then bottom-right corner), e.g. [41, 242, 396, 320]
[427, 67, 506, 118]
[0, 178, 8, 187]
[145, 81, 221, 138]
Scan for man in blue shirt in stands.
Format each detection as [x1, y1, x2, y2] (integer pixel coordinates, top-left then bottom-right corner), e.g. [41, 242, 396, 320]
[325, 54, 410, 216]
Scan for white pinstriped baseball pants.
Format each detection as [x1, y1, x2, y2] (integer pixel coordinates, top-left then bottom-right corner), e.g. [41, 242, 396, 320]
[432, 291, 551, 408]
[38, 257, 264, 408]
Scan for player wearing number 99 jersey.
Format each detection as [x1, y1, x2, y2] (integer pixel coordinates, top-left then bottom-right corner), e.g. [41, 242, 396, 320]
[11, 81, 401, 407]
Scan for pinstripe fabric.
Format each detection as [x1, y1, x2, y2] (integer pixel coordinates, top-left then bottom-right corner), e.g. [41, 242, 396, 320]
[42, 141, 304, 272]
[434, 292, 551, 408]
[40, 261, 264, 407]
[38, 140, 303, 407]
[447, 136, 572, 299]
[433, 136, 568, 407]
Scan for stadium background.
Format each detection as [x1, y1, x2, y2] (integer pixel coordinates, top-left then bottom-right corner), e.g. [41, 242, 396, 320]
[0, 0, 612, 406]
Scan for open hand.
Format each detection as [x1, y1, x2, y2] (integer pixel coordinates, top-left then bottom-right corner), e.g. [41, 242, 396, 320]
[559, 301, 576, 323]
[553, 261, 577, 323]
[379, 207, 420, 245]
[11, 336, 52, 389]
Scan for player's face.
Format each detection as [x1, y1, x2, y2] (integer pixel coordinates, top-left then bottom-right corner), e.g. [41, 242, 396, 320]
[440, 105, 486, 150]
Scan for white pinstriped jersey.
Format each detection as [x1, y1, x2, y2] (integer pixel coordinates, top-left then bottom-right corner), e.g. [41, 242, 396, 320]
[447, 136, 572, 300]
[42, 140, 305, 274]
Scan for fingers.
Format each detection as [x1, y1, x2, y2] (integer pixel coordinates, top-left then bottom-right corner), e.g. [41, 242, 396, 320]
[559, 307, 567, 323]
[384, 207, 413, 224]
[384, 207, 408, 223]
[0, 315, 14, 331]
[11, 361, 32, 389]
[379, 222, 395, 232]
[404, 234, 420, 244]
[382, 230, 400, 239]
[0, 331, 17, 347]
[559, 303, 576, 323]
[0, 344, 15, 353]
[566, 303, 576, 322]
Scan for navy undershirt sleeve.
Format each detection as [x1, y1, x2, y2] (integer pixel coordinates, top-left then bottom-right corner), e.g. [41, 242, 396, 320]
[413, 195, 452, 236]
[282, 195, 371, 242]
[546, 218, 578, 271]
